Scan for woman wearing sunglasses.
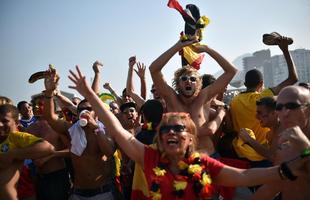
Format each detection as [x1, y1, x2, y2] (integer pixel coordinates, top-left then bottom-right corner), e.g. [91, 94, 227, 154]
[68, 66, 309, 200]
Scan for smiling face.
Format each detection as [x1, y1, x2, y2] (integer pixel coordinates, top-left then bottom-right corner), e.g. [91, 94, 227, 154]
[122, 106, 138, 127]
[0, 105, 19, 143]
[19, 102, 33, 120]
[156, 112, 197, 158]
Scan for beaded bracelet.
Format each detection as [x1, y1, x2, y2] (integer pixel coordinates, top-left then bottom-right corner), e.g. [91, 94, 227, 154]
[279, 162, 297, 181]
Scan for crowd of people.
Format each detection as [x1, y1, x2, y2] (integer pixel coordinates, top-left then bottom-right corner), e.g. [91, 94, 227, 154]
[1, 32, 310, 200]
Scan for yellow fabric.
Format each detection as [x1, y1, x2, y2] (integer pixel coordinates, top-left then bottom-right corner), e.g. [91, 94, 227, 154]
[232, 128, 266, 161]
[131, 144, 157, 198]
[230, 88, 274, 143]
[182, 43, 204, 66]
[0, 131, 41, 153]
[114, 149, 122, 177]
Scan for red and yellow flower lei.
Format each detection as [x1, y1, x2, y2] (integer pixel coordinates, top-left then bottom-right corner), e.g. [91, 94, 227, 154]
[150, 152, 213, 199]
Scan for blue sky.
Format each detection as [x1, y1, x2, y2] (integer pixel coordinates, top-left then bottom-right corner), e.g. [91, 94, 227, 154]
[1, 0, 309, 104]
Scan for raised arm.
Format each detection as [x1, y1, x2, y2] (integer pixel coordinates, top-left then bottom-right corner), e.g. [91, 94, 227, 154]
[91, 60, 104, 95]
[103, 82, 123, 106]
[135, 62, 147, 100]
[68, 66, 145, 166]
[126, 56, 145, 108]
[54, 89, 77, 115]
[271, 39, 298, 94]
[193, 44, 237, 102]
[43, 70, 71, 135]
[149, 39, 198, 99]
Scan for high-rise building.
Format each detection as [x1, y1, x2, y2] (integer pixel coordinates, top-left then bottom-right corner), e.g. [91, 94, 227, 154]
[263, 49, 310, 87]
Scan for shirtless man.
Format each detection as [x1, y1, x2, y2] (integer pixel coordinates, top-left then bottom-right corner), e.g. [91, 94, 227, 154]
[43, 69, 116, 199]
[149, 39, 237, 155]
[0, 104, 54, 200]
[27, 95, 70, 200]
[252, 86, 310, 200]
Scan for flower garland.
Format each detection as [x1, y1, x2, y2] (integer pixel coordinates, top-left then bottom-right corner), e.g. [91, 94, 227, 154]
[150, 152, 213, 199]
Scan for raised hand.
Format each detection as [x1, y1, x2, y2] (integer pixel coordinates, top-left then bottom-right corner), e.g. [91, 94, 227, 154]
[68, 65, 92, 98]
[176, 38, 199, 49]
[44, 65, 60, 92]
[92, 60, 103, 73]
[129, 56, 136, 68]
[103, 82, 111, 90]
[134, 62, 146, 79]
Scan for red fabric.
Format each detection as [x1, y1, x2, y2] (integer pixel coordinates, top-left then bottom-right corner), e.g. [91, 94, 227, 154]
[17, 165, 36, 199]
[189, 54, 204, 70]
[144, 146, 224, 199]
[167, 0, 188, 17]
[131, 190, 148, 200]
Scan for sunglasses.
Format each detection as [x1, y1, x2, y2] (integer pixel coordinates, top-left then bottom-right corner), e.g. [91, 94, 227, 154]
[159, 124, 187, 134]
[180, 75, 197, 82]
[78, 106, 92, 113]
[275, 102, 308, 111]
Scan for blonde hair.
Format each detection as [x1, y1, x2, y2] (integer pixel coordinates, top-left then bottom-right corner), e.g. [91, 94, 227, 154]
[172, 65, 202, 96]
[154, 112, 197, 155]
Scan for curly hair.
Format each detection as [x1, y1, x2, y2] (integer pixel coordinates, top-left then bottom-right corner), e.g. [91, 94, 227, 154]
[172, 65, 202, 96]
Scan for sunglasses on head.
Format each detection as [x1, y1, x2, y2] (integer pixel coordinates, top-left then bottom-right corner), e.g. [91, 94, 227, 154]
[180, 75, 197, 82]
[159, 124, 187, 134]
[275, 102, 308, 111]
[78, 106, 92, 113]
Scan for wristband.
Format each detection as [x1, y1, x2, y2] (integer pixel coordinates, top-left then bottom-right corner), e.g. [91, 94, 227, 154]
[279, 162, 297, 181]
[301, 149, 310, 158]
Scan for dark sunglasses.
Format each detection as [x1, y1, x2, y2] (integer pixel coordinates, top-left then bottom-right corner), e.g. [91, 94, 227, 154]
[180, 75, 197, 82]
[275, 102, 308, 111]
[78, 106, 92, 113]
[159, 124, 187, 134]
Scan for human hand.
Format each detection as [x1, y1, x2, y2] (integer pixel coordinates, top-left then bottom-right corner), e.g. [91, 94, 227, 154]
[279, 126, 310, 153]
[175, 38, 199, 49]
[103, 82, 111, 90]
[191, 44, 208, 54]
[68, 65, 92, 98]
[134, 62, 146, 79]
[129, 56, 136, 68]
[92, 60, 103, 73]
[44, 64, 60, 93]
[239, 128, 253, 143]
[278, 37, 290, 52]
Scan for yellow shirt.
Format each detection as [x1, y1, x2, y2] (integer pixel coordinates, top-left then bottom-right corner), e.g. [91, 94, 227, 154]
[0, 131, 41, 153]
[230, 88, 274, 143]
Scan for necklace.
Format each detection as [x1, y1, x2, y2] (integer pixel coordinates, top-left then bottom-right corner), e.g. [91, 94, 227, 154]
[150, 152, 214, 199]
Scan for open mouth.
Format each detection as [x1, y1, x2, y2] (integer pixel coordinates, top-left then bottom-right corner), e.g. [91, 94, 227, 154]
[167, 138, 179, 146]
[185, 86, 192, 91]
